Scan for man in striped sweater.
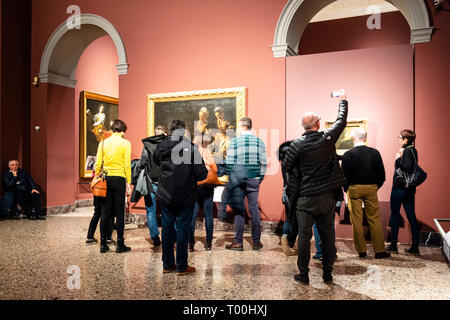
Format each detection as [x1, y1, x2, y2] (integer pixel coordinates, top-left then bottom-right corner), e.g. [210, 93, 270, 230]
[225, 117, 267, 251]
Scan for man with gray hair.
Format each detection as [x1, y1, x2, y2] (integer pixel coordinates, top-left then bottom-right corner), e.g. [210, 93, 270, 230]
[283, 95, 348, 285]
[341, 128, 390, 259]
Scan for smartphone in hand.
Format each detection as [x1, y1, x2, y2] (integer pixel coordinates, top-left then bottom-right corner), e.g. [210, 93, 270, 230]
[331, 89, 346, 98]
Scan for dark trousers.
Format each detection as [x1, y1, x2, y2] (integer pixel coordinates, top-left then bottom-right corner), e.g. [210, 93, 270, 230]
[234, 178, 261, 245]
[296, 192, 336, 275]
[190, 185, 214, 244]
[11, 191, 42, 217]
[87, 196, 113, 239]
[282, 211, 298, 248]
[389, 188, 420, 245]
[161, 205, 194, 272]
[100, 176, 126, 240]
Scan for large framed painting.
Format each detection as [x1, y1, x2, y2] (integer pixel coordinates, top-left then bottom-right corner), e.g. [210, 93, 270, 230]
[79, 91, 119, 178]
[147, 87, 247, 137]
[325, 120, 368, 156]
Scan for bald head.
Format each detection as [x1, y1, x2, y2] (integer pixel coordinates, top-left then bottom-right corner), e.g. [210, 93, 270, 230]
[353, 128, 367, 142]
[302, 112, 321, 131]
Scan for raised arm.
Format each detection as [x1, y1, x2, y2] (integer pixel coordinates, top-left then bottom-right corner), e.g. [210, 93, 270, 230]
[327, 99, 348, 143]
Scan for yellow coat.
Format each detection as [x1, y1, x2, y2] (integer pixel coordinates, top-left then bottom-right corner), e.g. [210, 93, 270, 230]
[95, 132, 131, 183]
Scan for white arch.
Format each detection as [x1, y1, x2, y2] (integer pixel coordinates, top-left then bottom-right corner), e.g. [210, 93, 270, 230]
[271, 0, 433, 58]
[39, 14, 128, 88]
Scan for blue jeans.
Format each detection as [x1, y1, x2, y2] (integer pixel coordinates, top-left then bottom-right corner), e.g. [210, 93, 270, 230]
[282, 215, 298, 248]
[389, 189, 419, 245]
[161, 205, 194, 272]
[234, 178, 261, 245]
[145, 183, 160, 239]
[313, 220, 336, 257]
[190, 185, 214, 244]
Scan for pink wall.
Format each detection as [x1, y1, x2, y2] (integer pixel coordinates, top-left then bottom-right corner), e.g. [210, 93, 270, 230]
[300, 11, 410, 55]
[286, 45, 413, 240]
[74, 35, 119, 200]
[46, 84, 76, 207]
[30, 0, 286, 219]
[415, 0, 450, 230]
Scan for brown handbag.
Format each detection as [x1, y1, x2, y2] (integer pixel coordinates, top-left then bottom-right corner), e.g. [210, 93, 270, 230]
[90, 140, 107, 197]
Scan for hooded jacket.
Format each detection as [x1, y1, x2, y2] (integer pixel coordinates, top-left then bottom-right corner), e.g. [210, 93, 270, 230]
[153, 135, 208, 208]
[139, 134, 167, 181]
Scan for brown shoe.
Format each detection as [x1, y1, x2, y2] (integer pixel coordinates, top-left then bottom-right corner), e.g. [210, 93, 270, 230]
[163, 265, 177, 274]
[177, 265, 196, 276]
[281, 236, 291, 256]
[225, 242, 244, 251]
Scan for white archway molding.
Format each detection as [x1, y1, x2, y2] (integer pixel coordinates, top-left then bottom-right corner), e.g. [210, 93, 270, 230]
[272, 0, 433, 58]
[39, 14, 128, 88]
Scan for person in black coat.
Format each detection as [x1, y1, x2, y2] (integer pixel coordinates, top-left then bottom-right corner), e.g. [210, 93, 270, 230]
[136, 125, 168, 247]
[387, 129, 421, 256]
[278, 141, 299, 256]
[2, 160, 44, 220]
[153, 120, 208, 275]
[283, 95, 348, 285]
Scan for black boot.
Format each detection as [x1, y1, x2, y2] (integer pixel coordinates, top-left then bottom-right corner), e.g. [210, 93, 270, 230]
[386, 242, 398, 254]
[116, 238, 131, 253]
[100, 238, 110, 253]
[405, 245, 420, 256]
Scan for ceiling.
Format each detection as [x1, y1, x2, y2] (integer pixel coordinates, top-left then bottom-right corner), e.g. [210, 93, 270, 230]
[310, 0, 399, 22]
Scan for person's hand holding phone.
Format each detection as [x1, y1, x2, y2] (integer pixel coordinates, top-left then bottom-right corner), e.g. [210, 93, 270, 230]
[331, 89, 346, 101]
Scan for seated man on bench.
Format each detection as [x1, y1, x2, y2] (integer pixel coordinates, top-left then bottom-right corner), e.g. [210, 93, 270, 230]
[2, 160, 45, 220]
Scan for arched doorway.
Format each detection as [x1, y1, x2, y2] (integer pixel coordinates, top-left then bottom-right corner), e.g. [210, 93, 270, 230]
[271, 0, 433, 57]
[39, 13, 128, 87]
[32, 14, 127, 213]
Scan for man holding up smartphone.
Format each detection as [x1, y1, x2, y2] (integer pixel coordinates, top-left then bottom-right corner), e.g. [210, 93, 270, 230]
[283, 91, 348, 285]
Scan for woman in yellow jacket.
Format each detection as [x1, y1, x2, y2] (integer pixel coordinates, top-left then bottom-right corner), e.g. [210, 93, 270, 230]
[95, 120, 132, 253]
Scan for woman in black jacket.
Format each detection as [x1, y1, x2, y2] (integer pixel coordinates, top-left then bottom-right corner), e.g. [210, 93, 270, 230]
[387, 129, 420, 256]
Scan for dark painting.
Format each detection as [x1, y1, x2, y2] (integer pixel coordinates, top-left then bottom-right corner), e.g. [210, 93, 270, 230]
[154, 97, 237, 138]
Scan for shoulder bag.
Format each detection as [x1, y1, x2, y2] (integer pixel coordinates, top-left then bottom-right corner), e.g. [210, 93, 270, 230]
[90, 140, 108, 197]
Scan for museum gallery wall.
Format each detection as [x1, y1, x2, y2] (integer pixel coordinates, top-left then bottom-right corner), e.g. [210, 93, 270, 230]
[26, 0, 450, 239]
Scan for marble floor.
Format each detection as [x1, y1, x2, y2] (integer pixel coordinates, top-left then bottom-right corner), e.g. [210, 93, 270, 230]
[0, 207, 449, 300]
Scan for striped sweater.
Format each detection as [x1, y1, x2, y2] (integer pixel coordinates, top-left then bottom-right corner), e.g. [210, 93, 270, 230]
[225, 131, 267, 180]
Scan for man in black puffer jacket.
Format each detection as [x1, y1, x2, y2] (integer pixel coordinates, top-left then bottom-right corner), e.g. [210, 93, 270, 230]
[153, 120, 208, 276]
[283, 95, 348, 285]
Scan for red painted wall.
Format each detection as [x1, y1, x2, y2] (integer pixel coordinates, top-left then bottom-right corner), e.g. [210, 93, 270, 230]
[415, 1, 450, 230]
[74, 35, 119, 200]
[1, 0, 31, 192]
[300, 11, 410, 55]
[46, 84, 76, 207]
[287, 45, 413, 241]
[30, 0, 286, 219]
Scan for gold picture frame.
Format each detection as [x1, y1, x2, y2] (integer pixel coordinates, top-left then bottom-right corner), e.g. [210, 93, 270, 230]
[79, 91, 119, 179]
[147, 87, 247, 137]
[325, 120, 368, 156]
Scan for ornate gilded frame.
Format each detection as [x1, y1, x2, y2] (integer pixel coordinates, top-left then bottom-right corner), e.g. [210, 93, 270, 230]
[325, 120, 368, 156]
[147, 87, 247, 137]
[79, 91, 119, 179]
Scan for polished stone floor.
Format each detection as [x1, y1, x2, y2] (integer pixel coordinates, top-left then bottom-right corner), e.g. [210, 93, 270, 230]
[0, 207, 449, 300]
